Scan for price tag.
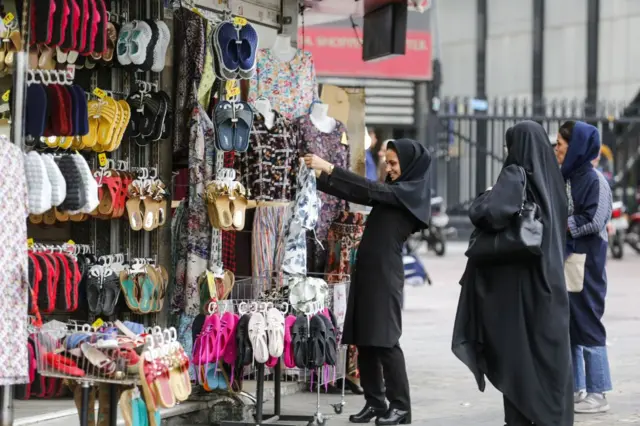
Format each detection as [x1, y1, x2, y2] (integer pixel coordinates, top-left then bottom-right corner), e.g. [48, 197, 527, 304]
[233, 16, 248, 26]
[91, 318, 104, 329]
[227, 86, 241, 98]
[67, 239, 75, 246]
[27, 238, 34, 248]
[225, 80, 240, 98]
[340, 132, 348, 145]
[92, 87, 106, 99]
[1, 90, 9, 102]
[98, 153, 107, 168]
[3, 13, 14, 26]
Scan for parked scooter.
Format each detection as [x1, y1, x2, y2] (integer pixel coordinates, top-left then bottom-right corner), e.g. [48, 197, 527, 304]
[407, 196, 451, 256]
[609, 201, 627, 259]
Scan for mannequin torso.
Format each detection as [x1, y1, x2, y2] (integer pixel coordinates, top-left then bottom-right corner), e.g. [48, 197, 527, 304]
[309, 103, 337, 133]
[254, 98, 275, 129]
[270, 34, 297, 62]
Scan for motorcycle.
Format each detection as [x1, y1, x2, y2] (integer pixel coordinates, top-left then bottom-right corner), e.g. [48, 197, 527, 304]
[406, 196, 450, 256]
[609, 201, 627, 259]
[625, 209, 640, 255]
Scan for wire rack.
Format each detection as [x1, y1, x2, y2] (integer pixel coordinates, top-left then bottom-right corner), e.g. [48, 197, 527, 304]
[193, 272, 351, 425]
[32, 323, 142, 385]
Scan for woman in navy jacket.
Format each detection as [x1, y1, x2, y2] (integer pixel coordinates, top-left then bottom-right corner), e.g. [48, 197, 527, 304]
[555, 121, 613, 413]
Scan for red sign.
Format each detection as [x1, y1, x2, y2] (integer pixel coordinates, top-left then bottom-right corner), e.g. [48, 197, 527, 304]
[298, 27, 432, 81]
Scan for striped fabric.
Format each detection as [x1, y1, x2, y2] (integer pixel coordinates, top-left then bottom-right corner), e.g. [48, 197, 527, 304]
[567, 170, 612, 241]
[252, 205, 289, 295]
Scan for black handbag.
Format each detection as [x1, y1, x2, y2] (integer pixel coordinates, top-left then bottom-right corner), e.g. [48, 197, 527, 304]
[465, 167, 543, 263]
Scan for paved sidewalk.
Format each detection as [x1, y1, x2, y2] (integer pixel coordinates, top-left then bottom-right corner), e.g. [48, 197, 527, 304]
[277, 243, 640, 425]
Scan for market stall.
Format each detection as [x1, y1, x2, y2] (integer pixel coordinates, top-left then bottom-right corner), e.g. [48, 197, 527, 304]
[0, 0, 407, 424]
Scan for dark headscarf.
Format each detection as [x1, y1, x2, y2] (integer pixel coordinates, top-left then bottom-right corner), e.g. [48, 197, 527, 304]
[504, 121, 567, 224]
[560, 121, 600, 180]
[385, 139, 432, 228]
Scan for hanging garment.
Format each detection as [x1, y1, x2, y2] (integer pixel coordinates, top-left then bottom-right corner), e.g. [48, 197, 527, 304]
[169, 200, 188, 317]
[235, 111, 299, 201]
[324, 211, 367, 329]
[221, 151, 237, 273]
[295, 115, 350, 271]
[0, 139, 29, 385]
[252, 205, 288, 296]
[183, 102, 217, 316]
[247, 48, 318, 120]
[173, 9, 206, 155]
[324, 211, 367, 385]
[282, 162, 321, 276]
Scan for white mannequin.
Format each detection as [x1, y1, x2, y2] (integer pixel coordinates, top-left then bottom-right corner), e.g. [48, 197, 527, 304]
[254, 98, 275, 129]
[309, 103, 337, 133]
[271, 34, 297, 62]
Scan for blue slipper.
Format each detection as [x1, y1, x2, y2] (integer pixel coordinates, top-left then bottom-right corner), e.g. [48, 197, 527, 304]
[238, 23, 258, 79]
[212, 22, 239, 79]
[214, 101, 236, 152]
[233, 102, 254, 152]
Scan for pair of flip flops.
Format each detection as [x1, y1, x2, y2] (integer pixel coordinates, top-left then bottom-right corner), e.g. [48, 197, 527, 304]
[212, 20, 258, 79]
[127, 89, 172, 145]
[27, 249, 82, 314]
[25, 82, 89, 141]
[86, 263, 121, 316]
[214, 100, 253, 152]
[289, 310, 339, 369]
[117, 19, 171, 72]
[119, 264, 168, 314]
[83, 95, 131, 152]
[29, 0, 109, 60]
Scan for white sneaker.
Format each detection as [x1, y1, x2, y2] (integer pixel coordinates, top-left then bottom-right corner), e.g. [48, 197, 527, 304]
[574, 393, 610, 414]
[574, 390, 587, 403]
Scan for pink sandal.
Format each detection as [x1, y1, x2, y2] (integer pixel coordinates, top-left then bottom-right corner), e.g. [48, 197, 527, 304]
[283, 315, 297, 368]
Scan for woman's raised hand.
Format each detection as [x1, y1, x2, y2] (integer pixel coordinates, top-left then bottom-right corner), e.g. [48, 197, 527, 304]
[303, 154, 334, 176]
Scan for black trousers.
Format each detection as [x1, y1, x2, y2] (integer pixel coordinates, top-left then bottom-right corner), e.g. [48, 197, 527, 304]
[357, 344, 411, 411]
[504, 396, 534, 425]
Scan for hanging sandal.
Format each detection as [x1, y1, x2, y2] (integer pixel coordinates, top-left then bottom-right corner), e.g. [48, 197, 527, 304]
[248, 312, 269, 364]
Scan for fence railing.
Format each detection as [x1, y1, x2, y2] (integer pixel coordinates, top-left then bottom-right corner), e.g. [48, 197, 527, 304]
[431, 96, 640, 215]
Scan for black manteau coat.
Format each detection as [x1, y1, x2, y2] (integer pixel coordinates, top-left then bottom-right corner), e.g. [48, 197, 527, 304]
[317, 167, 419, 348]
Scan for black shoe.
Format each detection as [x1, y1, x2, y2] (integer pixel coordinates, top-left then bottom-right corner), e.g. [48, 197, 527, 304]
[349, 405, 388, 423]
[375, 408, 411, 425]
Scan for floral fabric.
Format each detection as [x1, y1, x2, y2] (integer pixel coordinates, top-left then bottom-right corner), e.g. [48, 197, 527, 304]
[183, 101, 217, 316]
[247, 49, 319, 120]
[0, 139, 28, 385]
[295, 115, 350, 271]
[235, 111, 299, 201]
[282, 163, 321, 276]
[173, 10, 206, 155]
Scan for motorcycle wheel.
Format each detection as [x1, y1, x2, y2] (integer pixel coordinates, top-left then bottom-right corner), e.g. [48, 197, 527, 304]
[433, 240, 446, 256]
[626, 222, 640, 254]
[610, 242, 624, 259]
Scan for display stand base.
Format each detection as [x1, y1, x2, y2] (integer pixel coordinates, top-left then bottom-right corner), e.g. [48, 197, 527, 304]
[220, 363, 315, 426]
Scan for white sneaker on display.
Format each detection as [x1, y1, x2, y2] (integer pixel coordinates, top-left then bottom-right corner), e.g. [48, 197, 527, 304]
[574, 393, 610, 414]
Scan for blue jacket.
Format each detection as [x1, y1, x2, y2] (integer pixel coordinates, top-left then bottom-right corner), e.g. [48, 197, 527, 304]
[563, 122, 612, 346]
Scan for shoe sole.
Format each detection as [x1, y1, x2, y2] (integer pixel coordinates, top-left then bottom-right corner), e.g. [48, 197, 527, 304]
[575, 404, 610, 414]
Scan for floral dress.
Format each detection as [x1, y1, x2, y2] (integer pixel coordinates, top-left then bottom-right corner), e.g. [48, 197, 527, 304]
[295, 115, 350, 271]
[247, 49, 319, 120]
[0, 139, 28, 385]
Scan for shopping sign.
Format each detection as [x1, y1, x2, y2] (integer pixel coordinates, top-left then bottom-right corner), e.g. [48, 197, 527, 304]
[298, 27, 432, 80]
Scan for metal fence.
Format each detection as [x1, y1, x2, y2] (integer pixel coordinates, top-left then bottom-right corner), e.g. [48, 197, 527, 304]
[431, 97, 640, 215]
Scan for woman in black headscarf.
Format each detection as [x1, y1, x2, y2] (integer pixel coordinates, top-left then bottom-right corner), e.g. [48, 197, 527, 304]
[304, 139, 431, 426]
[452, 121, 574, 426]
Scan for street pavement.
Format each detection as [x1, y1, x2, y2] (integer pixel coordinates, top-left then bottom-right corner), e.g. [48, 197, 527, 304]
[278, 242, 640, 425]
